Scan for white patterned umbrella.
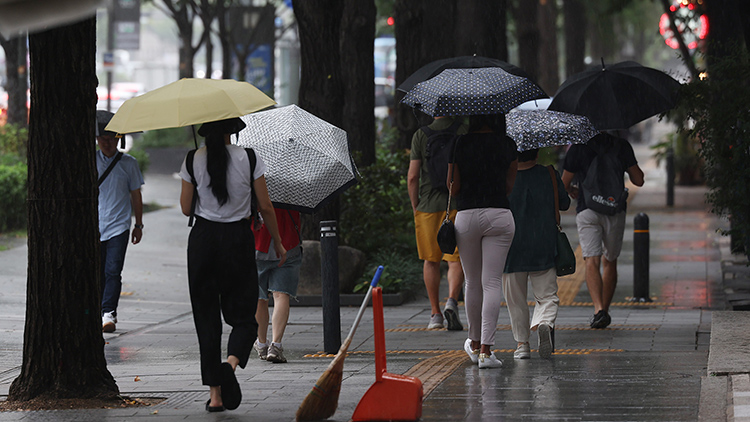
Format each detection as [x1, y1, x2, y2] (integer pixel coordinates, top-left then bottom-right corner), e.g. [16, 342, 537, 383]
[234, 105, 358, 213]
[507, 109, 599, 152]
[400, 67, 547, 117]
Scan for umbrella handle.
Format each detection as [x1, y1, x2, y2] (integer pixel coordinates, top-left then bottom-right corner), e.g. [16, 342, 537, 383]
[191, 125, 198, 149]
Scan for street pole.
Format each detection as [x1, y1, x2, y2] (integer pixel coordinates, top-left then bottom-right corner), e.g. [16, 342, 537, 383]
[666, 147, 675, 207]
[106, 1, 114, 112]
[632, 213, 652, 302]
[320, 220, 341, 354]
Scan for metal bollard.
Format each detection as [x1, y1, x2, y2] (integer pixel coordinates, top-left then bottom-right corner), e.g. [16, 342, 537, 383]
[320, 220, 341, 354]
[632, 213, 652, 302]
[666, 147, 675, 207]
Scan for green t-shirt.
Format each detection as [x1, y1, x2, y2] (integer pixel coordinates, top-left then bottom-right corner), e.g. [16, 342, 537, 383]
[409, 116, 468, 213]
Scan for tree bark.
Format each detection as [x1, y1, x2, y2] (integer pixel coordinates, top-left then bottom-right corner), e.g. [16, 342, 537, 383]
[455, 0, 507, 60]
[563, 0, 587, 79]
[340, 0, 376, 167]
[0, 34, 29, 126]
[293, 0, 345, 239]
[515, 0, 540, 83]
[537, 0, 558, 96]
[393, 0, 457, 151]
[8, 18, 118, 401]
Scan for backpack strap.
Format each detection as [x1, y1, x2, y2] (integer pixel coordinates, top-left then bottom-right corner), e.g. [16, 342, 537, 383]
[186, 149, 198, 227]
[97, 151, 123, 186]
[245, 148, 261, 224]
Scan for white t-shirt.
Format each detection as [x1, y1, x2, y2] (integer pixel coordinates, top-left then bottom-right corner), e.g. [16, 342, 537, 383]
[179, 145, 267, 223]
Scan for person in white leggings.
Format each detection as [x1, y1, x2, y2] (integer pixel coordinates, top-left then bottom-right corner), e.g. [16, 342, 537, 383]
[449, 114, 518, 369]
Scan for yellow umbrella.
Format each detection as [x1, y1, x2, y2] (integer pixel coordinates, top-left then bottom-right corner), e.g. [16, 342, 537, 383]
[105, 78, 276, 134]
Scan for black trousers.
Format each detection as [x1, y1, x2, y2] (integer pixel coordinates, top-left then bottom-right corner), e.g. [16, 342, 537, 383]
[188, 217, 258, 386]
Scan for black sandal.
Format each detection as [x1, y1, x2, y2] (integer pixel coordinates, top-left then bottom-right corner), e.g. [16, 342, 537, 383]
[205, 399, 225, 412]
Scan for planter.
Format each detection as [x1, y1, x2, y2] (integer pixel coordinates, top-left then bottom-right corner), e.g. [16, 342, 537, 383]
[268, 292, 405, 307]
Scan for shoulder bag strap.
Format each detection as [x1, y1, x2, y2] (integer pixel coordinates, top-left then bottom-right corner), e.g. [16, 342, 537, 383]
[97, 152, 123, 186]
[186, 149, 198, 227]
[445, 136, 461, 220]
[548, 165, 561, 227]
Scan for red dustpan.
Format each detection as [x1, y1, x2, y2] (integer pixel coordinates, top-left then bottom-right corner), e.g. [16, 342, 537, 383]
[351, 287, 423, 421]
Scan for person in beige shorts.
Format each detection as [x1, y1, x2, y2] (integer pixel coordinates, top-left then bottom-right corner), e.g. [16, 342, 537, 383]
[562, 132, 644, 329]
[408, 116, 466, 330]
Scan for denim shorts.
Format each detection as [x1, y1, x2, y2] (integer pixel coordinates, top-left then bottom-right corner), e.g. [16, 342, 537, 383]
[257, 248, 302, 300]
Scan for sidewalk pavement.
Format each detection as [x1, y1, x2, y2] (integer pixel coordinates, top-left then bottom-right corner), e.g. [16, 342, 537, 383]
[0, 139, 746, 421]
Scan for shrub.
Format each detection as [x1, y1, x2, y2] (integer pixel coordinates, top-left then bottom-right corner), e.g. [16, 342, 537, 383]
[353, 249, 423, 298]
[136, 127, 195, 149]
[0, 123, 28, 165]
[0, 162, 28, 232]
[126, 147, 150, 175]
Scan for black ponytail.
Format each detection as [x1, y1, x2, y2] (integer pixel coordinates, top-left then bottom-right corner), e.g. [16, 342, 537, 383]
[205, 133, 229, 206]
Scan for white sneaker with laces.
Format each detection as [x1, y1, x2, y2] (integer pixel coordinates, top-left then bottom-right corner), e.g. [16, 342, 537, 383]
[464, 338, 479, 364]
[514, 343, 531, 359]
[477, 352, 503, 369]
[267, 343, 287, 363]
[102, 312, 117, 333]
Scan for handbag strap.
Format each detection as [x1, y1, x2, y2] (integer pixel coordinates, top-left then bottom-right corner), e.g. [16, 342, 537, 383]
[444, 136, 461, 220]
[97, 151, 123, 186]
[548, 165, 561, 228]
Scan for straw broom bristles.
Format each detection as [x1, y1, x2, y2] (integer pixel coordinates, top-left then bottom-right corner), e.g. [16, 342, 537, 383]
[295, 337, 352, 421]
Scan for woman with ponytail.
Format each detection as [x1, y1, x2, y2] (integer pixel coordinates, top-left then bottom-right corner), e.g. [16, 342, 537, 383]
[179, 117, 287, 412]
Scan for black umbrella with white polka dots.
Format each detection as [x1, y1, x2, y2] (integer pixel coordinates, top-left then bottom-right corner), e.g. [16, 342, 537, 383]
[400, 67, 547, 117]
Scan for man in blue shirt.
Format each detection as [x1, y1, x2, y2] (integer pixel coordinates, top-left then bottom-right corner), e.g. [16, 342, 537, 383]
[96, 112, 144, 333]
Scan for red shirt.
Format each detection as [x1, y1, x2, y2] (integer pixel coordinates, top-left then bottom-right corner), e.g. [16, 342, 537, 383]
[253, 208, 302, 253]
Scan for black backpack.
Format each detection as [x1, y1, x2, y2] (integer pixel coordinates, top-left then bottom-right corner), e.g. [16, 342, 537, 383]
[423, 119, 462, 193]
[581, 139, 628, 215]
[186, 147, 260, 226]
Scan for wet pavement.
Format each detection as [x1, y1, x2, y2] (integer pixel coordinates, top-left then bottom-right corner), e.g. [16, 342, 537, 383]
[0, 140, 745, 421]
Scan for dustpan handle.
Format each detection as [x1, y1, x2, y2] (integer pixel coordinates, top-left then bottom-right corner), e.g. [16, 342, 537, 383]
[346, 266, 384, 341]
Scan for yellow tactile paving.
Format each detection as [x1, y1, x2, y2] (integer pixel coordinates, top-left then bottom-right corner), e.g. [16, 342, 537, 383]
[387, 324, 660, 332]
[303, 348, 625, 359]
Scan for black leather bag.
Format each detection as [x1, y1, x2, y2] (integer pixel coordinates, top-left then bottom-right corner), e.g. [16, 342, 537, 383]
[548, 166, 576, 276]
[437, 218, 457, 254]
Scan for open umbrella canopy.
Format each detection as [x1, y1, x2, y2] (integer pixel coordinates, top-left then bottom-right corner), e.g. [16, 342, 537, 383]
[507, 109, 599, 152]
[548, 60, 681, 130]
[105, 78, 276, 134]
[234, 105, 358, 214]
[401, 67, 548, 117]
[397, 56, 541, 94]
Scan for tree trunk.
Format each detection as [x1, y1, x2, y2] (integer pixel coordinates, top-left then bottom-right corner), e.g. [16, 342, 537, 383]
[0, 34, 29, 126]
[455, 0, 507, 60]
[293, 0, 345, 239]
[537, 0, 558, 96]
[563, 0, 587, 79]
[515, 0, 540, 83]
[218, 2, 232, 79]
[340, 0, 376, 167]
[393, 0, 457, 151]
[8, 18, 118, 401]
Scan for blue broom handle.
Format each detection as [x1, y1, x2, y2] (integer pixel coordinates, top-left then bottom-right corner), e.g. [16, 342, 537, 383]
[346, 266, 384, 340]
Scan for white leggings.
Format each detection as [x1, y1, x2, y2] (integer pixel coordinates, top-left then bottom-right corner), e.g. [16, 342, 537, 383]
[455, 208, 515, 346]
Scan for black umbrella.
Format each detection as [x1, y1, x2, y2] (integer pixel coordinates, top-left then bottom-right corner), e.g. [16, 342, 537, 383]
[548, 60, 681, 130]
[397, 55, 543, 94]
[400, 67, 548, 117]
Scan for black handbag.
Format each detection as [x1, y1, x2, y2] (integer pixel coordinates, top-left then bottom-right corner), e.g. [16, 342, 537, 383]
[436, 139, 459, 255]
[549, 166, 576, 276]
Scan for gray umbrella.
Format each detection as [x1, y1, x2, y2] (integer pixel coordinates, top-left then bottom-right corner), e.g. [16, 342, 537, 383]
[507, 109, 599, 152]
[234, 105, 358, 214]
[400, 67, 547, 117]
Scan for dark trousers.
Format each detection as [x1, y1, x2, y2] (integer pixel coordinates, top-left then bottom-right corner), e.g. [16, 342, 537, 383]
[101, 230, 129, 316]
[188, 217, 258, 386]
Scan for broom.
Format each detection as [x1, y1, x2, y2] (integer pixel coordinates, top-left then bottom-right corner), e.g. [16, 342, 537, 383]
[296, 265, 384, 422]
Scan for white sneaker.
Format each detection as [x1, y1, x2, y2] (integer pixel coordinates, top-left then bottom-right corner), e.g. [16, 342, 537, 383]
[464, 338, 479, 364]
[538, 323, 553, 359]
[477, 352, 503, 369]
[102, 312, 117, 333]
[427, 313, 444, 329]
[514, 343, 531, 359]
[267, 343, 287, 363]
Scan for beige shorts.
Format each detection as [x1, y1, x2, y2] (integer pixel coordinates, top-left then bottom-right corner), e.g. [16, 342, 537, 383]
[576, 209, 626, 262]
[414, 210, 460, 263]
